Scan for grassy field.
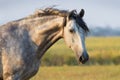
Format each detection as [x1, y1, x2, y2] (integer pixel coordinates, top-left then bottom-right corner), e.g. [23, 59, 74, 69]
[31, 65, 120, 80]
[86, 37, 120, 65]
[41, 37, 120, 65]
[31, 37, 120, 80]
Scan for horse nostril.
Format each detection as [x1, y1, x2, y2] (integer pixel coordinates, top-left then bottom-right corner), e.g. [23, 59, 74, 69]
[79, 56, 85, 64]
[79, 54, 89, 64]
[79, 56, 84, 62]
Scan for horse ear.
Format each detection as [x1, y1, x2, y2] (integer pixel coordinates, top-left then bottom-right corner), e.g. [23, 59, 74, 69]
[68, 11, 73, 20]
[79, 9, 85, 18]
[68, 10, 77, 20]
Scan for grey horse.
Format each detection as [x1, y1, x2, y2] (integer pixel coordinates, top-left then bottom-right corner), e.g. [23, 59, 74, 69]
[0, 8, 89, 80]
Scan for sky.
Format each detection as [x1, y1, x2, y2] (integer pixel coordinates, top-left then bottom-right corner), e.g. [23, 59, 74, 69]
[0, 0, 120, 28]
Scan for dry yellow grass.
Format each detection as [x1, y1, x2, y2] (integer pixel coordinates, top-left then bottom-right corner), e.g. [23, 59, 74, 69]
[31, 65, 120, 80]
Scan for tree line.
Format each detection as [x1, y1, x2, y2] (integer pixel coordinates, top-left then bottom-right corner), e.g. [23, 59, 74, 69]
[88, 26, 120, 36]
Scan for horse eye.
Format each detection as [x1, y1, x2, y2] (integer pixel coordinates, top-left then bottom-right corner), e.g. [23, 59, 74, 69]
[69, 28, 75, 33]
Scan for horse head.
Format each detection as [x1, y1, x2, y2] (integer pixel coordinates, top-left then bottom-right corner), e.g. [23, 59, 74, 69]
[63, 9, 89, 64]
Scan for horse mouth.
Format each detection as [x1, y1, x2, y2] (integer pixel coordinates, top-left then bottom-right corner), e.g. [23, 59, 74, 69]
[79, 54, 89, 64]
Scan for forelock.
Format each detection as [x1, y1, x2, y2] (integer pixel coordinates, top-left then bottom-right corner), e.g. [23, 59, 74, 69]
[76, 15, 89, 33]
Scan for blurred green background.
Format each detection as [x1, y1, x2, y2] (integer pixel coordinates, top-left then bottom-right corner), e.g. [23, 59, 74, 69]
[41, 37, 120, 66]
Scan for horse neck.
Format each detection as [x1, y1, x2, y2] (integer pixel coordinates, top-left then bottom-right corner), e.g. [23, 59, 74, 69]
[28, 16, 65, 59]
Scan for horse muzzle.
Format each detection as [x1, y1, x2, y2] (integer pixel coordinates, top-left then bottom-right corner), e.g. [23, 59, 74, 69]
[79, 52, 89, 64]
